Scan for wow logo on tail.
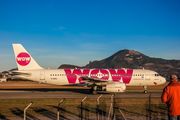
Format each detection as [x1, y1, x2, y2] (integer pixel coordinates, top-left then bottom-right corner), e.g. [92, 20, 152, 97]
[16, 52, 31, 66]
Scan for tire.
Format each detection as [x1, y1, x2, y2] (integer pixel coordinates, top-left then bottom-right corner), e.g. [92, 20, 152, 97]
[144, 90, 148, 94]
[92, 90, 97, 95]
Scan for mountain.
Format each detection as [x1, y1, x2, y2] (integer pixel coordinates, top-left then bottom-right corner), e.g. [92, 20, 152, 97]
[58, 64, 84, 69]
[86, 49, 145, 69]
[59, 49, 180, 77]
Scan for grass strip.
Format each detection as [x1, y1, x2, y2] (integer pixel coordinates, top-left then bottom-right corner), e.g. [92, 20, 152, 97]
[0, 98, 167, 119]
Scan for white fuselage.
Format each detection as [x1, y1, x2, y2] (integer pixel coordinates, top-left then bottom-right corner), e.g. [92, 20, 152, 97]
[14, 68, 166, 86]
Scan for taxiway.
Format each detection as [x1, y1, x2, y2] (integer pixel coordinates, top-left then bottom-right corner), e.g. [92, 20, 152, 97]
[0, 88, 162, 99]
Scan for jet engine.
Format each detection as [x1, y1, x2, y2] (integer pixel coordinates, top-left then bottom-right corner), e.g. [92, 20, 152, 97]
[105, 82, 126, 92]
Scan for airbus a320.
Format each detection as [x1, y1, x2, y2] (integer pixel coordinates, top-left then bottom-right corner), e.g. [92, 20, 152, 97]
[10, 44, 166, 94]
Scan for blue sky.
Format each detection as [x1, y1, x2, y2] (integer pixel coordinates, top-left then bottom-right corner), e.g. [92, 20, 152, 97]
[0, 0, 180, 72]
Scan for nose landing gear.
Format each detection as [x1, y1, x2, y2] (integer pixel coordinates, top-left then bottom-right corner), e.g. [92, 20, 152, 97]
[143, 86, 148, 94]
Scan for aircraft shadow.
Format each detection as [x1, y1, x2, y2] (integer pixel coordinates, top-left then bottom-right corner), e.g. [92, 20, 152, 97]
[0, 88, 91, 94]
[0, 88, 116, 95]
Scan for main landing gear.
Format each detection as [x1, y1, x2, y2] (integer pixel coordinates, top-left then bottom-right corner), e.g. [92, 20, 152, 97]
[144, 86, 148, 94]
[90, 86, 97, 95]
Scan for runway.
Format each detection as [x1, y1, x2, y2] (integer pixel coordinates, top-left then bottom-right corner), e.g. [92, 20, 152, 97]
[0, 88, 163, 99]
[0, 81, 165, 99]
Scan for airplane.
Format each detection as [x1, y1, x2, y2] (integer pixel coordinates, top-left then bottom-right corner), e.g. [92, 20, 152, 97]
[9, 44, 166, 94]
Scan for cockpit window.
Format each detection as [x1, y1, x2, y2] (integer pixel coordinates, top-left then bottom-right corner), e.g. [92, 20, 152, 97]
[155, 74, 160, 76]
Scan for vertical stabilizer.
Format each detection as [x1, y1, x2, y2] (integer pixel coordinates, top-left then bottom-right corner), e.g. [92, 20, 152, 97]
[12, 44, 44, 70]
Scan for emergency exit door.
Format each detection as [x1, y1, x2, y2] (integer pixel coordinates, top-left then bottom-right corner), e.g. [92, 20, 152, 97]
[145, 71, 150, 80]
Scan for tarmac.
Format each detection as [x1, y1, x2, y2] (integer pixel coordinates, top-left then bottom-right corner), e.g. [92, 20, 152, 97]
[0, 88, 163, 99]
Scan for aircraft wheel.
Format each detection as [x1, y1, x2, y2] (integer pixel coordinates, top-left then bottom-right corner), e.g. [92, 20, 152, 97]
[144, 90, 148, 94]
[92, 90, 98, 95]
[90, 88, 97, 95]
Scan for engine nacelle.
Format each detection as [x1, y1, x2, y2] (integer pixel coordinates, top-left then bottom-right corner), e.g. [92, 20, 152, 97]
[106, 82, 126, 92]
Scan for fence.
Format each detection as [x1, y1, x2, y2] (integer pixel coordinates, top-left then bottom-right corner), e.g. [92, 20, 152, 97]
[0, 94, 168, 120]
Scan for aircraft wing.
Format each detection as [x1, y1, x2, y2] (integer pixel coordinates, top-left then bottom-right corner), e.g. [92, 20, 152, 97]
[80, 76, 109, 83]
[75, 74, 110, 83]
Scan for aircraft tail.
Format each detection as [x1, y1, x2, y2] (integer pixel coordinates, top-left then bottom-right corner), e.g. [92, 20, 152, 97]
[12, 44, 44, 70]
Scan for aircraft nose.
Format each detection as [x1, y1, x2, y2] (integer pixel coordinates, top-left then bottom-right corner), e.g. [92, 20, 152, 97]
[160, 77, 166, 84]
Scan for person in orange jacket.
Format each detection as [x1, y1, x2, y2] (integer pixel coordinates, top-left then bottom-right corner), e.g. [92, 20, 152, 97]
[161, 75, 180, 120]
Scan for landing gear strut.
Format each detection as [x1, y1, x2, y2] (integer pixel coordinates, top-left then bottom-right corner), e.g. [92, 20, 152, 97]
[90, 86, 97, 95]
[143, 86, 147, 94]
